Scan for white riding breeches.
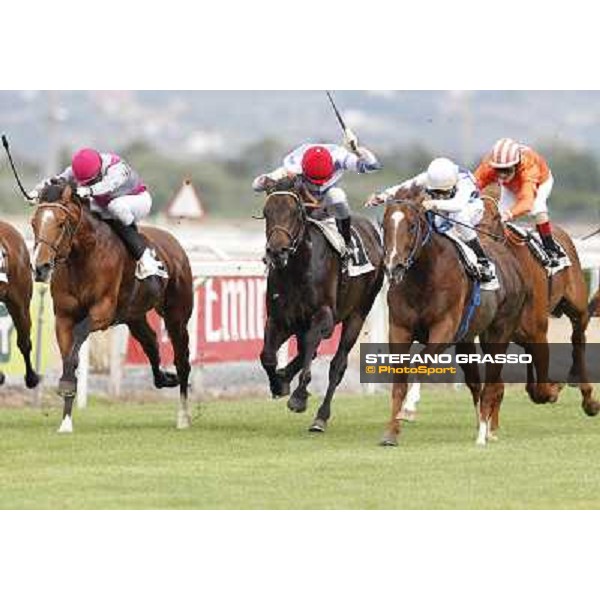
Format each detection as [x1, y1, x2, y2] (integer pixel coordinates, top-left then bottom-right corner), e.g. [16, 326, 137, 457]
[437, 199, 484, 243]
[91, 191, 153, 226]
[323, 187, 350, 219]
[499, 174, 553, 218]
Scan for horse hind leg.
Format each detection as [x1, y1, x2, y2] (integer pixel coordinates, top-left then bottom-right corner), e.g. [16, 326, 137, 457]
[309, 311, 365, 433]
[164, 314, 192, 429]
[127, 317, 179, 389]
[564, 305, 600, 416]
[5, 298, 40, 389]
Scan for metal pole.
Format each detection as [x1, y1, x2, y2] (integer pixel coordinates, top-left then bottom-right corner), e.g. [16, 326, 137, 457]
[33, 285, 47, 408]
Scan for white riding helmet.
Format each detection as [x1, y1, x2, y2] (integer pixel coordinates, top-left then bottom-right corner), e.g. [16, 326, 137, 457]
[425, 158, 459, 191]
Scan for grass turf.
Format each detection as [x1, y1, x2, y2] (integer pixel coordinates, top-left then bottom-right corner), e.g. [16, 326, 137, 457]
[1, 387, 599, 509]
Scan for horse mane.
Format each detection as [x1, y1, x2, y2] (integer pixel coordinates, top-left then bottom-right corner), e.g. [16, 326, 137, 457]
[39, 179, 92, 212]
[392, 182, 427, 204]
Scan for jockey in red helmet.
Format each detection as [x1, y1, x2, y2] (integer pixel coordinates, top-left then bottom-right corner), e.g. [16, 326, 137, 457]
[31, 148, 167, 280]
[252, 129, 381, 267]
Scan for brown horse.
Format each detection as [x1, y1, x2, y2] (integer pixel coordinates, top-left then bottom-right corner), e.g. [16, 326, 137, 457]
[381, 186, 531, 446]
[480, 195, 600, 417]
[0, 221, 40, 389]
[259, 181, 384, 432]
[30, 182, 194, 433]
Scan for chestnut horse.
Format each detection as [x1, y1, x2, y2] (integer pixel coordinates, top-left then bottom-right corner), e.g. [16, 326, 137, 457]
[31, 183, 194, 433]
[480, 196, 600, 417]
[260, 182, 384, 433]
[0, 221, 40, 389]
[381, 186, 531, 446]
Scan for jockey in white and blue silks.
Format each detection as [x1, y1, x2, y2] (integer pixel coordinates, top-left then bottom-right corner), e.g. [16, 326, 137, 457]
[30, 148, 167, 281]
[253, 130, 381, 261]
[367, 157, 495, 283]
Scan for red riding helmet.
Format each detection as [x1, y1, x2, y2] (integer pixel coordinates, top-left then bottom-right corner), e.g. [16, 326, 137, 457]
[72, 148, 102, 184]
[301, 146, 334, 185]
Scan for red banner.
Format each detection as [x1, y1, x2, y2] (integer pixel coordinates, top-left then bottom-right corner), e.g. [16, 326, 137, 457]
[126, 275, 341, 365]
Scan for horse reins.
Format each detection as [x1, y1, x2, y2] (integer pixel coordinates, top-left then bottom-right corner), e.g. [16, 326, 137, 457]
[264, 191, 310, 256]
[34, 200, 83, 263]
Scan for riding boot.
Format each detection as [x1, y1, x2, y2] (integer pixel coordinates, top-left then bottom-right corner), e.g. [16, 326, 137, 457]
[336, 217, 354, 273]
[465, 238, 495, 283]
[536, 223, 565, 267]
[106, 221, 167, 290]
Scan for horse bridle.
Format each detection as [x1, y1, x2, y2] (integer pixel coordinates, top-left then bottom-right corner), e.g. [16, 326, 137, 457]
[34, 200, 83, 263]
[389, 200, 433, 271]
[264, 191, 309, 256]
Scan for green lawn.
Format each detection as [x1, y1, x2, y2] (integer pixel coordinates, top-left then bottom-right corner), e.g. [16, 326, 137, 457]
[1, 387, 600, 509]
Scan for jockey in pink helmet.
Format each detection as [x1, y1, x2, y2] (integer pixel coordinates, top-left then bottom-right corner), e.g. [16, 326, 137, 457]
[31, 148, 167, 280]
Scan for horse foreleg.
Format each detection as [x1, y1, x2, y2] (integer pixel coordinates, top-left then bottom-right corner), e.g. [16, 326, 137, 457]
[310, 311, 365, 433]
[260, 318, 293, 398]
[524, 339, 561, 404]
[5, 298, 40, 389]
[287, 307, 334, 414]
[128, 317, 179, 389]
[55, 315, 91, 433]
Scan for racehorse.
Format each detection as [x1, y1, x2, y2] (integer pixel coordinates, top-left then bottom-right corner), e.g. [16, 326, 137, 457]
[590, 289, 600, 318]
[381, 185, 531, 446]
[259, 180, 384, 432]
[30, 182, 194, 433]
[480, 195, 600, 418]
[0, 221, 40, 389]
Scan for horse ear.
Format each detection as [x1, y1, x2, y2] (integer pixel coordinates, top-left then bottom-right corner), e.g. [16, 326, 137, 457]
[62, 184, 73, 203]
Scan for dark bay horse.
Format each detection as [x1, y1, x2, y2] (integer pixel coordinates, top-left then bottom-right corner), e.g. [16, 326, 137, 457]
[589, 289, 599, 318]
[480, 195, 600, 417]
[0, 221, 40, 389]
[382, 186, 531, 446]
[260, 182, 384, 432]
[31, 183, 193, 433]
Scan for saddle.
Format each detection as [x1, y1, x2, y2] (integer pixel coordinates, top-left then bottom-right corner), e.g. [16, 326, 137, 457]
[434, 220, 500, 291]
[506, 222, 571, 275]
[307, 217, 375, 277]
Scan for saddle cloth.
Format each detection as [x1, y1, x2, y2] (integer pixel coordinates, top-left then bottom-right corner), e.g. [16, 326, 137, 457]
[0, 246, 8, 283]
[438, 228, 500, 292]
[506, 222, 571, 276]
[307, 217, 375, 277]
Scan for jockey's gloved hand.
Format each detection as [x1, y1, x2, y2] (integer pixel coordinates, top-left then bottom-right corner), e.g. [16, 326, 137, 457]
[27, 189, 39, 204]
[501, 209, 513, 222]
[77, 186, 93, 199]
[365, 193, 386, 207]
[422, 200, 438, 211]
[344, 128, 359, 152]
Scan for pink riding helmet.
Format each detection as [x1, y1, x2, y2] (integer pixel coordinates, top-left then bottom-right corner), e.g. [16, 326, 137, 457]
[72, 148, 102, 184]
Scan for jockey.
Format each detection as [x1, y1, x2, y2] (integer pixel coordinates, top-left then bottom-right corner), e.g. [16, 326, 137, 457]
[30, 148, 168, 280]
[474, 138, 566, 268]
[366, 157, 496, 283]
[252, 129, 381, 265]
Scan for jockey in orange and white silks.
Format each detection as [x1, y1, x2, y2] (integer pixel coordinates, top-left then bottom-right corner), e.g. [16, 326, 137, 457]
[253, 129, 381, 259]
[30, 148, 167, 281]
[474, 138, 567, 267]
[366, 157, 496, 283]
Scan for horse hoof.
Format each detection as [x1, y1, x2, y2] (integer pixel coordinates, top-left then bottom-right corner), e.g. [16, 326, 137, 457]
[58, 379, 77, 397]
[582, 400, 600, 417]
[309, 418, 327, 433]
[25, 371, 41, 389]
[176, 411, 192, 429]
[398, 409, 417, 423]
[155, 370, 179, 389]
[379, 433, 398, 447]
[287, 394, 308, 414]
[488, 432, 499, 442]
[57, 416, 73, 434]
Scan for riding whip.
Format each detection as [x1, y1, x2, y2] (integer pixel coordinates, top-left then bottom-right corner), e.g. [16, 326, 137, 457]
[326, 91, 358, 152]
[580, 226, 600, 241]
[1, 134, 34, 202]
